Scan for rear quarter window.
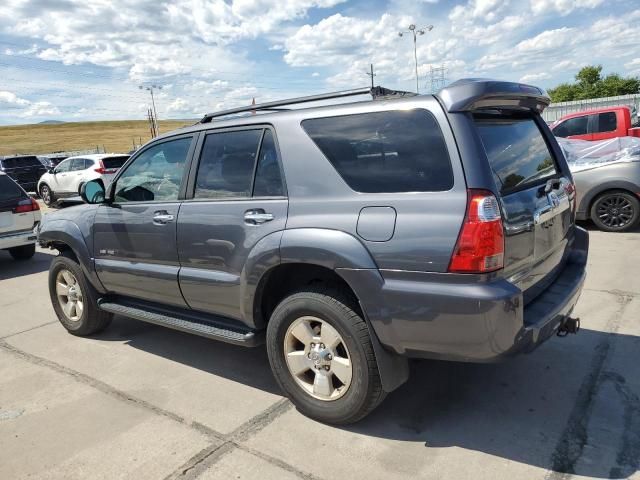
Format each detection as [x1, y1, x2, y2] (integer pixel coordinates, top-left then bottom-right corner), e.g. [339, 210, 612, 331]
[302, 109, 454, 193]
[0, 175, 26, 201]
[474, 114, 558, 193]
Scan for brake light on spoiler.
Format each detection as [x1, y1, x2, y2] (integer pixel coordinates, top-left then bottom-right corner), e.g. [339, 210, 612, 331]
[448, 189, 504, 273]
[14, 197, 40, 214]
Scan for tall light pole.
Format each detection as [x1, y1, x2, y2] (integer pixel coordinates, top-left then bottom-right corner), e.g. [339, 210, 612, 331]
[139, 85, 162, 137]
[398, 24, 433, 94]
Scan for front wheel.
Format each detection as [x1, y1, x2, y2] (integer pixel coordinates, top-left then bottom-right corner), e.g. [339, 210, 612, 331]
[49, 252, 112, 335]
[266, 287, 385, 425]
[590, 191, 640, 232]
[39, 184, 53, 206]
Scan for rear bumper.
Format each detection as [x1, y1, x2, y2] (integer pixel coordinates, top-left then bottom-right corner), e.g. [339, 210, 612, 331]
[0, 228, 38, 250]
[339, 226, 589, 362]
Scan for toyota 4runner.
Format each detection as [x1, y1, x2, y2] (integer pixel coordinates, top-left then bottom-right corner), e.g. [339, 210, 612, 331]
[38, 79, 588, 424]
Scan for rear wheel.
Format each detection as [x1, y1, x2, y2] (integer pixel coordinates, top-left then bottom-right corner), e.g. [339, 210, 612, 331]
[590, 191, 640, 232]
[49, 252, 112, 335]
[8, 243, 35, 260]
[266, 287, 385, 424]
[39, 184, 53, 206]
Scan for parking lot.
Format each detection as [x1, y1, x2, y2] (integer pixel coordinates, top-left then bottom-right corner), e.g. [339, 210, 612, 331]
[1, 216, 639, 480]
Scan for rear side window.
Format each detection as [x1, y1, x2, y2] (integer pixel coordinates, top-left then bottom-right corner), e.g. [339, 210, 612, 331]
[102, 156, 129, 169]
[0, 175, 25, 201]
[1, 156, 42, 168]
[70, 158, 87, 171]
[253, 130, 284, 197]
[553, 116, 588, 137]
[597, 112, 617, 133]
[302, 110, 454, 193]
[474, 115, 558, 193]
[195, 130, 263, 199]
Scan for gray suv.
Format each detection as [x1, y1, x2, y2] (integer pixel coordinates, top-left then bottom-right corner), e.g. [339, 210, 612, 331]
[38, 79, 588, 424]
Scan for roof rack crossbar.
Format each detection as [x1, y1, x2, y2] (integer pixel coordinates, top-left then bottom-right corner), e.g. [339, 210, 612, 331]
[199, 86, 416, 123]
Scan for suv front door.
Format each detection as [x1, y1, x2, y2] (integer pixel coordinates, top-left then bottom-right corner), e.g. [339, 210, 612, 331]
[177, 127, 288, 322]
[93, 135, 195, 307]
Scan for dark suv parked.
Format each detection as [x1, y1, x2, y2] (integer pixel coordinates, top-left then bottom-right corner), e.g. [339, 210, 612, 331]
[38, 79, 588, 424]
[0, 155, 47, 193]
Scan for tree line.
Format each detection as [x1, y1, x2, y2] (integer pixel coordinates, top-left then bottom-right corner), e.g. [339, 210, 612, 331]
[547, 65, 640, 103]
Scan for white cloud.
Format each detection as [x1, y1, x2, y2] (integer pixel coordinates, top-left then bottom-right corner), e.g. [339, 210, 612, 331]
[0, 91, 30, 106]
[0, 90, 60, 117]
[449, 0, 509, 22]
[519, 72, 551, 83]
[625, 58, 640, 75]
[530, 0, 605, 16]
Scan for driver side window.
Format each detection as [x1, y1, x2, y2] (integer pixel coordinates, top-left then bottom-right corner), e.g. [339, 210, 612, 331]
[55, 159, 72, 173]
[114, 137, 192, 203]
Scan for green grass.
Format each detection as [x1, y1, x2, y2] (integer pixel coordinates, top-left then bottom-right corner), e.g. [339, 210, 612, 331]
[0, 119, 195, 156]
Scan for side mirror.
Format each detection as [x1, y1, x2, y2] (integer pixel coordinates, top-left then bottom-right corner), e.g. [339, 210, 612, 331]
[80, 179, 106, 204]
[48, 167, 55, 174]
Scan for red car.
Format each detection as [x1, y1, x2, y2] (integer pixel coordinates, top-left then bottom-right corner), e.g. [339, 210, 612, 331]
[551, 105, 640, 141]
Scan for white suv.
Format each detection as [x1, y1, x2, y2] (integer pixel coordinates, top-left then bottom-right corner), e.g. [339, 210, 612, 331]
[37, 154, 129, 206]
[0, 172, 41, 260]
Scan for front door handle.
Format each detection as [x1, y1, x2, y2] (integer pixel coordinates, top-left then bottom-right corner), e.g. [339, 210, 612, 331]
[244, 210, 274, 225]
[153, 211, 174, 225]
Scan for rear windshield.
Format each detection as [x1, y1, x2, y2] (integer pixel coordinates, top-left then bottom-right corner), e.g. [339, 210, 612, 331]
[1, 156, 43, 168]
[102, 156, 129, 169]
[474, 115, 558, 193]
[302, 110, 454, 193]
[0, 175, 26, 201]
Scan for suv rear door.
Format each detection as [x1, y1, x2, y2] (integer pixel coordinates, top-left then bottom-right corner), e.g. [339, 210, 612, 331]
[177, 127, 288, 321]
[0, 175, 34, 235]
[93, 135, 195, 307]
[473, 112, 574, 304]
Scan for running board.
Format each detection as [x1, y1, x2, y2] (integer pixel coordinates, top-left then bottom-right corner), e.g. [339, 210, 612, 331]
[98, 300, 264, 347]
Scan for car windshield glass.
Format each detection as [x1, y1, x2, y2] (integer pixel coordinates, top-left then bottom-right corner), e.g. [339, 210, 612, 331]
[0, 175, 25, 201]
[474, 114, 558, 193]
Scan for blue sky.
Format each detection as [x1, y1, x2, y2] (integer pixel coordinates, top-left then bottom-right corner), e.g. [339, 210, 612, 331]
[0, 0, 638, 125]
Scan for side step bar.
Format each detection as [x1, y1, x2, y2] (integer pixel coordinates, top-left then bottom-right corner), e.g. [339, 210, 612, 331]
[98, 300, 264, 347]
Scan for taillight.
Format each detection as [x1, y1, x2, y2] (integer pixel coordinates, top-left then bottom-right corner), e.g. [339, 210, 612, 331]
[14, 197, 40, 213]
[448, 189, 504, 273]
[94, 160, 116, 175]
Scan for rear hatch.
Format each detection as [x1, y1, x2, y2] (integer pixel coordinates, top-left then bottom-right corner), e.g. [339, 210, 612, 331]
[0, 156, 47, 191]
[100, 155, 129, 185]
[0, 175, 36, 235]
[473, 112, 574, 306]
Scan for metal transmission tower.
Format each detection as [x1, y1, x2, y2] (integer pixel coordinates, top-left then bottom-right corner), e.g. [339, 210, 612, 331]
[365, 64, 377, 88]
[428, 64, 448, 93]
[398, 24, 433, 94]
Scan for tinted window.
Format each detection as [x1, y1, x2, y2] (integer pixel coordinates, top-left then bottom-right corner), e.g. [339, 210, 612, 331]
[71, 158, 87, 171]
[302, 110, 453, 193]
[474, 115, 557, 193]
[114, 137, 191, 202]
[0, 175, 25, 201]
[1, 156, 42, 169]
[598, 112, 617, 133]
[195, 130, 262, 199]
[102, 156, 129, 169]
[253, 130, 284, 197]
[553, 116, 588, 137]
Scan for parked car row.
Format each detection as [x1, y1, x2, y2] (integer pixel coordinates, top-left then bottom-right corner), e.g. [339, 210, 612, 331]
[0, 153, 129, 206]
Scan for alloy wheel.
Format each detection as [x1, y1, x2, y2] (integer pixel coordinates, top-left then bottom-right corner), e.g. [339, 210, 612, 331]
[284, 316, 353, 401]
[55, 269, 84, 322]
[596, 194, 634, 229]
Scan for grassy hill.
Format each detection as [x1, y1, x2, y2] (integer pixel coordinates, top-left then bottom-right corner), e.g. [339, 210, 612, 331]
[0, 119, 195, 156]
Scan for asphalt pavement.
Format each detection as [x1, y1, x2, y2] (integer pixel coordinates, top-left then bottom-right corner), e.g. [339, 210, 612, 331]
[0, 224, 638, 480]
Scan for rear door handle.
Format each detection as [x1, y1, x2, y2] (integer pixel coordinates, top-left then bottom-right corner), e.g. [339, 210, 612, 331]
[244, 210, 274, 225]
[153, 211, 174, 225]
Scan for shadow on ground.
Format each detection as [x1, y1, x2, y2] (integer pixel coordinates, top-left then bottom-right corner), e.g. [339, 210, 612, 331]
[0, 251, 53, 280]
[92, 315, 640, 479]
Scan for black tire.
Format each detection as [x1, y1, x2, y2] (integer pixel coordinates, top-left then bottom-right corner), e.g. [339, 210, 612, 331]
[266, 287, 385, 425]
[8, 243, 35, 260]
[590, 190, 640, 232]
[39, 184, 54, 206]
[48, 251, 112, 336]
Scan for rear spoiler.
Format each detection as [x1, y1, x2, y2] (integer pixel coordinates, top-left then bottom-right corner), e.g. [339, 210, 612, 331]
[436, 78, 551, 114]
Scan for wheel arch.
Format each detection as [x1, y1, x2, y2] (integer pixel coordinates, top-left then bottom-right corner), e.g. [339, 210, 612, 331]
[579, 181, 640, 217]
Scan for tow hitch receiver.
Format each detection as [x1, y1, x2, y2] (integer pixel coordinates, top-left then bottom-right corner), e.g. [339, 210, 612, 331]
[557, 317, 580, 337]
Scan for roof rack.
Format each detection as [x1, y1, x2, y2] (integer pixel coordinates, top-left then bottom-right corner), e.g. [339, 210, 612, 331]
[199, 86, 416, 123]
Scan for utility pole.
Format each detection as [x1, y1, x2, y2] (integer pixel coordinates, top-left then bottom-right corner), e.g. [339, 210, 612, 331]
[140, 85, 162, 137]
[366, 64, 376, 88]
[398, 24, 434, 94]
